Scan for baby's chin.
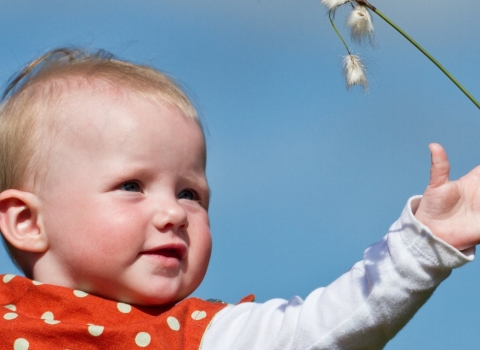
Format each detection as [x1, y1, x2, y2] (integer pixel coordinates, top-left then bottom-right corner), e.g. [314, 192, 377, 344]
[94, 284, 199, 307]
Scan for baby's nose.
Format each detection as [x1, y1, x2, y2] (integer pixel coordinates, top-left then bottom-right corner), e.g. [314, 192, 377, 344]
[153, 199, 189, 231]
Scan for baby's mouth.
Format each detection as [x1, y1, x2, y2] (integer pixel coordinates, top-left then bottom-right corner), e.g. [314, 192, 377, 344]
[153, 248, 182, 259]
[141, 244, 187, 261]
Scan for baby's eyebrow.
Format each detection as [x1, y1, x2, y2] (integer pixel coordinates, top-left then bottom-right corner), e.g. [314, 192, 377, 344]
[182, 174, 210, 193]
[99, 167, 151, 182]
[97, 157, 207, 180]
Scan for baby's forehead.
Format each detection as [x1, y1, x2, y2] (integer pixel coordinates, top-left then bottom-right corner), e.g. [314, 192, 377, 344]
[51, 82, 189, 141]
[44, 77, 180, 125]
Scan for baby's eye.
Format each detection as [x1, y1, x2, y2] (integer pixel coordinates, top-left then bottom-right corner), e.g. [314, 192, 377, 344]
[120, 181, 141, 192]
[178, 189, 199, 201]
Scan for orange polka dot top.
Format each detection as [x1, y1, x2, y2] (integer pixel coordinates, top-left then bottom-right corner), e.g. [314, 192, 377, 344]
[0, 274, 231, 349]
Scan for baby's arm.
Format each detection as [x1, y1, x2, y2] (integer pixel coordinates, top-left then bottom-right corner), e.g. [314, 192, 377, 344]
[201, 144, 474, 350]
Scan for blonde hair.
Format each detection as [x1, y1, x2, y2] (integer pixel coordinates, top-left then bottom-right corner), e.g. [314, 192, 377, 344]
[0, 48, 201, 269]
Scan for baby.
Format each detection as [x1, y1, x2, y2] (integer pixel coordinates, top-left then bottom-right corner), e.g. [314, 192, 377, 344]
[0, 48, 478, 349]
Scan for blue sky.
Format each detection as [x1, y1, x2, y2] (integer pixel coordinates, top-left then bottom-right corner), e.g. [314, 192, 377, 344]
[0, 0, 479, 348]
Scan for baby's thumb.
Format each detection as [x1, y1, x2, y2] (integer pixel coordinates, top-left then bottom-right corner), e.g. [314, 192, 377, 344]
[428, 143, 450, 188]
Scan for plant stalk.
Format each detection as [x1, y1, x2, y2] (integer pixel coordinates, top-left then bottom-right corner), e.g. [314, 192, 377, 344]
[360, 1, 480, 109]
[329, 10, 351, 55]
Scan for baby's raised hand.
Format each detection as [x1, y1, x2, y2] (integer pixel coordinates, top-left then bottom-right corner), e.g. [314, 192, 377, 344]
[415, 143, 480, 251]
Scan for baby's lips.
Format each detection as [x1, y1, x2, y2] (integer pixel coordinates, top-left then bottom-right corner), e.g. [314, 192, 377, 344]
[140, 243, 187, 260]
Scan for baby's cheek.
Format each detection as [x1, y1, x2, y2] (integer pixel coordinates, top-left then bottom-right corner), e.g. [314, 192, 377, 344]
[94, 215, 145, 249]
[72, 208, 144, 260]
[189, 227, 212, 282]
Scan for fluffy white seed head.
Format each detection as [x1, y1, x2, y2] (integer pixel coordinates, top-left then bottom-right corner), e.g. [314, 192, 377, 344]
[347, 5, 375, 46]
[320, 0, 349, 10]
[343, 54, 368, 90]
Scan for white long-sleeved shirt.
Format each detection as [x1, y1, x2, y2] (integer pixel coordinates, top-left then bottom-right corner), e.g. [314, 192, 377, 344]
[201, 197, 473, 349]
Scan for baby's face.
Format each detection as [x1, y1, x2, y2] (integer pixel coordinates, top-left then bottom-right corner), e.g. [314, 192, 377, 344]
[34, 87, 211, 305]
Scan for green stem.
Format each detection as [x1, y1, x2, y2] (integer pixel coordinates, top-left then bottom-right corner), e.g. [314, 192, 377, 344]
[329, 10, 351, 55]
[370, 5, 480, 109]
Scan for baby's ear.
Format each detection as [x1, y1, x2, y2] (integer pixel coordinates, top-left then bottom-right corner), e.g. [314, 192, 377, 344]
[0, 189, 47, 253]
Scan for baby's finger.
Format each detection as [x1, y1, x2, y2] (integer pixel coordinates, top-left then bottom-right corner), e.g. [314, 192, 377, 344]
[428, 143, 450, 188]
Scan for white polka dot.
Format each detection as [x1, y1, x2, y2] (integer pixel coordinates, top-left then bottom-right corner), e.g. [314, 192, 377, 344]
[44, 319, 61, 325]
[135, 332, 151, 347]
[4, 304, 16, 311]
[41, 311, 60, 325]
[3, 274, 15, 283]
[3, 312, 18, 320]
[32, 280, 43, 286]
[117, 302, 132, 313]
[88, 324, 104, 337]
[73, 290, 88, 298]
[41, 311, 54, 319]
[13, 338, 29, 350]
[191, 310, 207, 320]
[167, 316, 180, 331]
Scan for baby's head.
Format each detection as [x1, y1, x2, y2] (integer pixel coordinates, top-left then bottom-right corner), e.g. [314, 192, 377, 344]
[0, 48, 212, 306]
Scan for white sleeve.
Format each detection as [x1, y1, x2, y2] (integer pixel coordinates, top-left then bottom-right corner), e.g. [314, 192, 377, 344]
[200, 197, 474, 350]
